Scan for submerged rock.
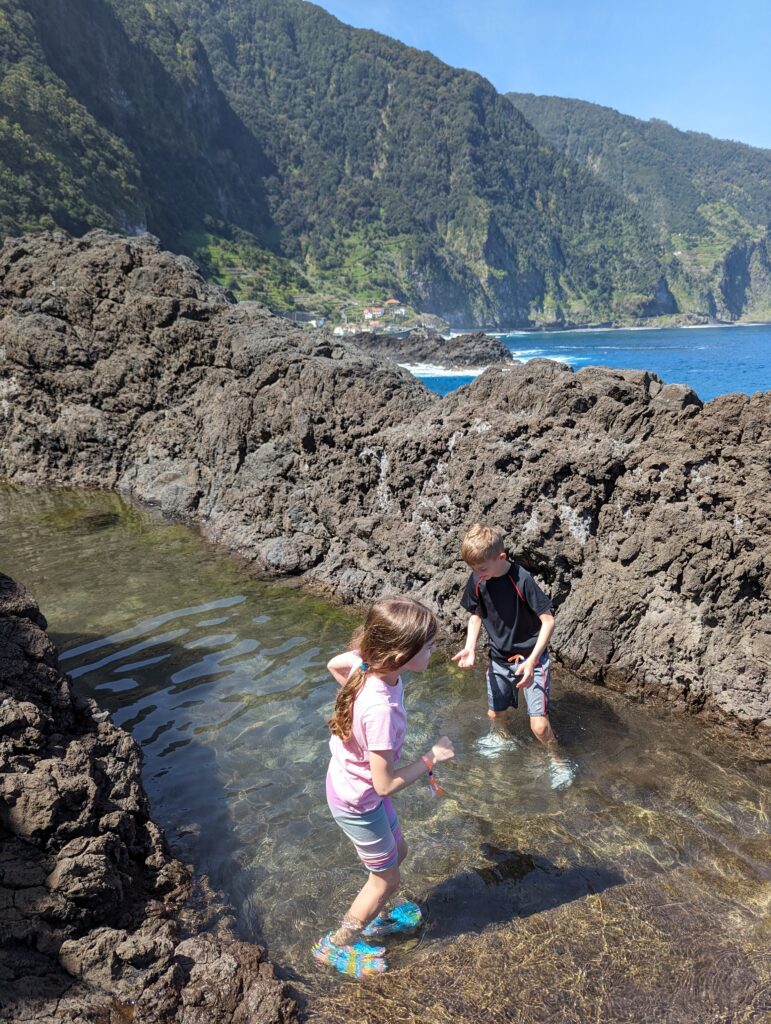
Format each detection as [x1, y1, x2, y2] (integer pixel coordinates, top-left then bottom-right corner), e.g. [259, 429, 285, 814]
[0, 573, 295, 1023]
[312, 861, 769, 1024]
[0, 231, 769, 733]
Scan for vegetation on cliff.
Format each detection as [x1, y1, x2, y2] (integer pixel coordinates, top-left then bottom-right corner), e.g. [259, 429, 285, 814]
[0, 0, 671, 325]
[508, 93, 771, 320]
[1, 0, 768, 324]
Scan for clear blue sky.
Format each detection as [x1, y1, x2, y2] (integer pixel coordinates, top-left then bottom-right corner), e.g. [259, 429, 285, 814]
[309, 0, 771, 149]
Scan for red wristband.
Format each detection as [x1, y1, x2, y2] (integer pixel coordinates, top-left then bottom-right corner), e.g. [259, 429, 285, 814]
[421, 755, 445, 797]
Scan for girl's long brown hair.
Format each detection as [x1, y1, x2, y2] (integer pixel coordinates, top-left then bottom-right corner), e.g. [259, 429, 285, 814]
[328, 597, 437, 741]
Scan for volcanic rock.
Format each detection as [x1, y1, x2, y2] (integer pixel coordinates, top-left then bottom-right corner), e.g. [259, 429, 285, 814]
[349, 329, 515, 368]
[0, 231, 769, 733]
[0, 573, 295, 1023]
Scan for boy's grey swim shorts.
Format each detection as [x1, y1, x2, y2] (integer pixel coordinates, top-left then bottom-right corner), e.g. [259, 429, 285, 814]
[486, 652, 551, 716]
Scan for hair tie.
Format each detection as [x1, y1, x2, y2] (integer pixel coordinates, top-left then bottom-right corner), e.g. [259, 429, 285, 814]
[360, 662, 368, 671]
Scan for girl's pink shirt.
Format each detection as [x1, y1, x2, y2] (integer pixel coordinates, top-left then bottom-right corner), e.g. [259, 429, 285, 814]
[327, 672, 406, 814]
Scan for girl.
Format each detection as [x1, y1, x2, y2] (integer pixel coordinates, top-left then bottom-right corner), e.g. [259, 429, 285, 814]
[312, 596, 454, 978]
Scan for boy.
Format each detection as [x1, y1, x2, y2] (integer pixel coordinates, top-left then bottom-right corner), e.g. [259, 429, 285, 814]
[452, 522, 557, 746]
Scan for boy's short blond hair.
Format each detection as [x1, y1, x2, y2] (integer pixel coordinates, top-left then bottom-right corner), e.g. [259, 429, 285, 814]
[460, 523, 506, 565]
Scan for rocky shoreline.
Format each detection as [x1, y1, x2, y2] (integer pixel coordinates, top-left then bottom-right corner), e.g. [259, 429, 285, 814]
[0, 574, 295, 1023]
[1, 230, 769, 733]
[348, 329, 515, 369]
[509, 312, 761, 331]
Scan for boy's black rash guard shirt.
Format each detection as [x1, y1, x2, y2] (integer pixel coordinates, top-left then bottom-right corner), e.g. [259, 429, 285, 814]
[460, 563, 554, 661]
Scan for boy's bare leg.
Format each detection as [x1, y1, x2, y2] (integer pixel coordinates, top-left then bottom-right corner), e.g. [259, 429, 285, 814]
[478, 707, 519, 757]
[531, 716, 576, 789]
[487, 708, 515, 734]
[529, 715, 557, 745]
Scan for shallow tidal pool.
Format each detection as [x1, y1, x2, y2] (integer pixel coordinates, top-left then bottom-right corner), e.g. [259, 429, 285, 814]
[2, 485, 769, 1022]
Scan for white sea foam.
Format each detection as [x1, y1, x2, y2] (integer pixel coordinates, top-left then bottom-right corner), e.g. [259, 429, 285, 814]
[501, 326, 617, 337]
[404, 351, 589, 377]
[509, 349, 587, 364]
[399, 362, 485, 377]
[445, 329, 533, 338]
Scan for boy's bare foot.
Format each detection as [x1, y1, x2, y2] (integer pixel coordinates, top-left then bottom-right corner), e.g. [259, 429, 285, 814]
[477, 716, 520, 758]
[547, 754, 576, 791]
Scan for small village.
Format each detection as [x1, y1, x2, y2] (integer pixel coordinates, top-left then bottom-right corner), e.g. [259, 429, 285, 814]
[332, 297, 409, 335]
[275, 299, 449, 335]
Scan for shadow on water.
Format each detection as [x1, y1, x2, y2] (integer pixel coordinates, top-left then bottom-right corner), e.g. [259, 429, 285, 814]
[547, 686, 627, 745]
[425, 843, 625, 941]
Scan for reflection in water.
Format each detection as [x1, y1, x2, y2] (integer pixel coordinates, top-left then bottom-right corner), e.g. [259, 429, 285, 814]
[1, 484, 769, 1018]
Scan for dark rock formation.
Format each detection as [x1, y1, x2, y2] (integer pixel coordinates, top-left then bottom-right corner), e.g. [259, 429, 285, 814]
[348, 329, 515, 368]
[0, 573, 295, 1023]
[1, 231, 769, 733]
[716, 236, 771, 321]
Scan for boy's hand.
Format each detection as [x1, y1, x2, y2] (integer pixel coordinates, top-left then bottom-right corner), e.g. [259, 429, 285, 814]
[452, 647, 475, 669]
[431, 736, 455, 762]
[512, 656, 535, 689]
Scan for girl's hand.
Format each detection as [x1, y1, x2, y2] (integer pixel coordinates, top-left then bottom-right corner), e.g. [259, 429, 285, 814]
[452, 647, 475, 669]
[327, 650, 362, 686]
[431, 736, 455, 762]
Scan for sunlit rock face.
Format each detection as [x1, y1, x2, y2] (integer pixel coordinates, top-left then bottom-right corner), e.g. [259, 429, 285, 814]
[1, 231, 768, 732]
[0, 573, 295, 1022]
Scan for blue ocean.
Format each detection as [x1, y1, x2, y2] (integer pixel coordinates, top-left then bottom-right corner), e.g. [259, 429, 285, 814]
[411, 323, 771, 401]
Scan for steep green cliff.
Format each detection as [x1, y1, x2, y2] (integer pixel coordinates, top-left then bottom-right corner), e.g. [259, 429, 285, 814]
[509, 93, 771, 321]
[0, 1, 144, 235]
[0, 0, 723, 325]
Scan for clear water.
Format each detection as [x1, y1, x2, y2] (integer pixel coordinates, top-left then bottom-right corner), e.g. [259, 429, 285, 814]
[1, 485, 768, 1014]
[418, 323, 771, 400]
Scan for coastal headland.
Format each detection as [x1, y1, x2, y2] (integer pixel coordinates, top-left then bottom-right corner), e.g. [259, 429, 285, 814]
[2, 231, 768, 733]
[347, 329, 515, 370]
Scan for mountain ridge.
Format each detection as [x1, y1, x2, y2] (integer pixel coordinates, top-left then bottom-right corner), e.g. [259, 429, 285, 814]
[508, 92, 771, 322]
[0, 0, 768, 325]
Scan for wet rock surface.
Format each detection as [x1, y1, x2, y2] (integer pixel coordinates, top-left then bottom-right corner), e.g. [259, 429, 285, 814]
[0, 573, 295, 1024]
[348, 329, 515, 368]
[1, 231, 769, 733]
